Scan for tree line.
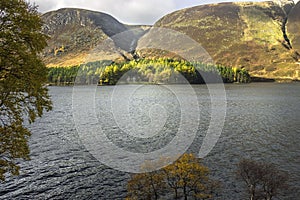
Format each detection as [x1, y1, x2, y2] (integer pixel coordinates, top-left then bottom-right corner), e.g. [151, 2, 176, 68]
[47, 59, 251, 85]
[47, 60, 111, 85]
[127, 154, 289, 200]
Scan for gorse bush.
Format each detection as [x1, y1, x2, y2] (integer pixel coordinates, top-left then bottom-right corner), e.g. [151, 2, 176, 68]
[47, 59, 251, 85]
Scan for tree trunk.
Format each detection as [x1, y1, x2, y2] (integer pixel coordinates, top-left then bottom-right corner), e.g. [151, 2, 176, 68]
[249, 184, 255, 200]
[266, 193, 272, 200]
[184, 185, 188, 200]
[174, 188, 178, 199]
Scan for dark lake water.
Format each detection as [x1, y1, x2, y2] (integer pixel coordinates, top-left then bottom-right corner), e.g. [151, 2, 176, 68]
[0, 83, 299, 199]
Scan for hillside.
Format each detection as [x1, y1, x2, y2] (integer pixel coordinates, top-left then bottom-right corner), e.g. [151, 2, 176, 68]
[41, 8, 150, 66]
[137, 1, 300, 80]
[41, 2, 300, 80]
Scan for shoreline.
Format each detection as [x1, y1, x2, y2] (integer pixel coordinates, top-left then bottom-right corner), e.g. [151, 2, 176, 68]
[46, 76, 300, 86]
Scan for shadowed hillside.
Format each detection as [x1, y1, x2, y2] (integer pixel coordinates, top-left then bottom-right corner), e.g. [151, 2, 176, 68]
[287, 1, 300, 53]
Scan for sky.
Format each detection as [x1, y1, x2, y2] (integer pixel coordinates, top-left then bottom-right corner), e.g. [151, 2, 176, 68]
[28, 0, 277, 24]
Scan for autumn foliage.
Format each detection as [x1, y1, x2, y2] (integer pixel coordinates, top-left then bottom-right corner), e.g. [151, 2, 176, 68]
[127, 154, 219, 200]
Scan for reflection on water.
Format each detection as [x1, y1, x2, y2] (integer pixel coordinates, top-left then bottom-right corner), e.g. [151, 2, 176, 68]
[0, 83, 299, 199]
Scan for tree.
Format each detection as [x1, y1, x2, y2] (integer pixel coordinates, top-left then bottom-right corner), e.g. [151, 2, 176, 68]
[0, 0, 52, 181]
[127, 170, 166, 200]
[237, 159, 289, 200]
[162, 154, 216, 200]
[127, 154, 219, 200]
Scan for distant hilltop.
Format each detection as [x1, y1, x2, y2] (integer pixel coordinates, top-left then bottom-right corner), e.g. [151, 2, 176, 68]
[41, 1, 300, 80]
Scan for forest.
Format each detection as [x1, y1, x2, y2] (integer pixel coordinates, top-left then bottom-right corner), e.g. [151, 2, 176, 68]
[47, 59, 251, 85]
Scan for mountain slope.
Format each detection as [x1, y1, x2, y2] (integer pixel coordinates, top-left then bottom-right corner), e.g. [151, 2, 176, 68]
[41, 2, 300, 80]
[137, 1, 300, 79]
[41, 8, 150, 66]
